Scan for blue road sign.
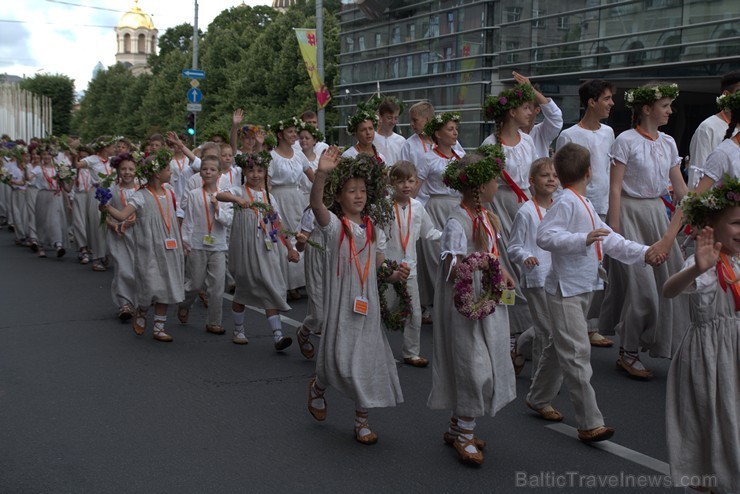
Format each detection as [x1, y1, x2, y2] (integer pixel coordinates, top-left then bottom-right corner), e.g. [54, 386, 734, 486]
[182, 69, 205, 79]
[187, 88, 202, 104]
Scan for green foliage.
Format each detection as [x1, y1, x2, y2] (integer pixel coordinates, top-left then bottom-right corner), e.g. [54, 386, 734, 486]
[19, 73, 75, 135]
[74, 2, 340, 144]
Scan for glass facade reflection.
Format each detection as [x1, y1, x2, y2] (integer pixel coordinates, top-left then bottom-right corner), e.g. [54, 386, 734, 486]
[337, 0, 740, 151]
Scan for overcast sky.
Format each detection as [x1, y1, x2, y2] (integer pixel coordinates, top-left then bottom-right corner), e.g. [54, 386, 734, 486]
[1, 0, 270, 94]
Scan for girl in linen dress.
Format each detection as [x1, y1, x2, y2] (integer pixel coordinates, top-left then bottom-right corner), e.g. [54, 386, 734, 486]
[294, 206, 325, 360]
[341, 109, 386, 163]
[692, 91, 740, 194]
[601, 83, 689, 378]
[427, 151, 516, 466]
[216, 152, 300, 350]
[306, 148, 408, 445]
[268, 117, 314, 300]
[104, 150, 184, 342]
[34, 146, 72, 258]
[297, 123, 324, 201]
[663, 181, 740, 494]
[24, 148, 41, 252]
[105, 154, 138, 321]
[79, 137, 116, 271]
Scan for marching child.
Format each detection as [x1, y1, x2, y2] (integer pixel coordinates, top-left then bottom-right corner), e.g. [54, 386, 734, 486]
[384, 160, 442, 367]
[177, 155, 233, 334]
[535, 143, 663, 443]
[294, 205, 323, 359]
[216, 151, 300, 349]
[106, 153, 138, 320]
[508, 158, 559, 379]
[373, 97, 406, 165]
[663, 180, 740, 494]
[306, 148, 407, 445]
[34, 146, 72, 258]
[104, 149, 185, 342]
[4, 148, 29, 246]
[427, 149, 516, 466]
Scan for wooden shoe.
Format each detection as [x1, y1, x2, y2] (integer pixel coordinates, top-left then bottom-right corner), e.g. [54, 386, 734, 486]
[132, 309, 147, 335]
[354, 411, 378, 445]
[453, 432, 484, 465]
[296, 326, 314, 359]
[578, 425, 615, 443]
[307, 378, 327, 421]
[206, 324, 225, 335]
[589, 331, 614, 347]
[403, 356, 429, 367]
[616, 352, 653, 379]
[526, 401, 564, 422]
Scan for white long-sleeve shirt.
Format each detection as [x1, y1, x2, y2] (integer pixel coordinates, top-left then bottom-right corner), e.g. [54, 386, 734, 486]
[528, 99, 563, 159]
[537, 188, 647, 297]
[381, 198, 441, 278]
[688, 114, 735, 188]
[508, 199, 552, 289]
[180, 187, 233, 251]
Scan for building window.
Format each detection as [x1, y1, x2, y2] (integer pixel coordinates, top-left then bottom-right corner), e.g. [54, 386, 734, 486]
[421, 52, 429, 75]
[444, 46, 453, 72]
[532, 9, 546, 29]
[557, 16, 569, 30]
[391, 57, 400, 78]
[447, 12, 455, 33]
[405, 55, 414, 77]
[345, 36, 354, 52]
[506, 40, 519, 64]
[407, 23, 415, 41]
[375, 33, 382, 47]
[505, 6, 522, 23]
[123, 33, 131, 53]
[391, 26, 401, 44]
[150, 35, 157, 54]
[429, 15, 440, 37]
[138, 33, 146, 53]
[358, 35, 365, 51]
[626, 40, 646, 66]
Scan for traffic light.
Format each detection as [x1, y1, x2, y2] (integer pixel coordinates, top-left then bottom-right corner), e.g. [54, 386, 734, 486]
[186, 112, 196, 136]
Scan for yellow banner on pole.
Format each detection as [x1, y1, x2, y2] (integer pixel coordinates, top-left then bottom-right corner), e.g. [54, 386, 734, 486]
[295, 28, 332, 109]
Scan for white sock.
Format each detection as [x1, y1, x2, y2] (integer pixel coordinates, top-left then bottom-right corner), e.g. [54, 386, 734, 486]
[153, 314, 167, 332]
[310, 379, 326, 410]
[354, 406, 371, 437]
[268, 315, 282, 341]
[136, 308, 147, 329]
[233, 310, 245, 331]
[456, 418, 477, 453]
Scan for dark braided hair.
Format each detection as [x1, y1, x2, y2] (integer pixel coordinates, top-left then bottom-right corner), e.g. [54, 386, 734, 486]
[724, 112, 740, 140]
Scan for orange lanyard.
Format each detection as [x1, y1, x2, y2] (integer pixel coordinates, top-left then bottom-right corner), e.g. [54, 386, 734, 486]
[245, 186, 269, 236]
[174, 157, 184, 173]
[460, 203, 498, 256]
[99, 156, 110, 175]
[228, 169, 233, 184]
[119, 186, 131, 207]
[201, 187, 214, 235]
[500, 134, 520, 147]
[531, 198, 544, 220]
[338, 216, 373, 296]
[566, 187, 602, 261]
[76, 169, 90, 192]
[433, 146, 460, 160]
[147, 186, 172, 236]
[420, 136, 429, 153]
[354, 144, 379, 159]
[42, 165, 57, 190]
[394, 201, 412, 255]
[717, 253, 740, 311]
[635, 125, 657, 141]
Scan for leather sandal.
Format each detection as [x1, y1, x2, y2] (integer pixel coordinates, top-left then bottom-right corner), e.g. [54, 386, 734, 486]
[511, 340, 525, 376]
[526, 401, 564, 422]
[132, 309, 147, 335]
[578, 425, 615, 443]
[403, 356, 429, 368]
[118, 305, 134, 321]
[443, 417, 486, 449]
[296, 326, 314, 359]
[354, 411, 378, 445]
[307, 378, 327, 421]
[453, 430, 484, 465]
[177, 307, 189, 325]
[206, 324, 225, 335]
[589, 331, 614, 347]
[153, 326, 173, 342]
[616, 352, 653, 379]
[198, 291, 209, 308]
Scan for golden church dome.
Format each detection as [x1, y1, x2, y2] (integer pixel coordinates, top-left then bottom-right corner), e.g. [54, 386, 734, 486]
[117, 0, 154, 30]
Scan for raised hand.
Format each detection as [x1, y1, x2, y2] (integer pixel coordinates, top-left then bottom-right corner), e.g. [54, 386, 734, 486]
[512, 71, 531, 86]
[694, 226, 721, 274]
[233, 108, 244, 126]
[317, 145, 341, 173]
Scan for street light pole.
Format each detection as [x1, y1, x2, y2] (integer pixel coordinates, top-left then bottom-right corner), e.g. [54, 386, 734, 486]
[192, 0, 199, 145]
[316, 0, 325, 135]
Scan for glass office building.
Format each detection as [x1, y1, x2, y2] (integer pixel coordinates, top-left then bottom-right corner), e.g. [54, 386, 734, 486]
[337, 0, 740, 152]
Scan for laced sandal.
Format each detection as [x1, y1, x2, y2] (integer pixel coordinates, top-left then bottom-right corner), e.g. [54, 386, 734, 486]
[132, 309, 147, 335]
[453, 429, 484, 465]
[354, 411, 378, 445]
[307, 378, 327, 421]
[274, 335, 292, 351]
[37, 250, 47, 258]
[177, 307, 189, 325]
[511, 340, 525, 376]
[153, 325, 173, 342]
[118, 305, 134, 321]
[92, 260, 106, 272]
[443, 420, 487, 449]
[206, 324, 225, 335]
[296, 326, 314, 359]
[55, 244, 66, 258]
[526, 401, 564, 422]
[589, 331, 614, 347]
[232, 329, 249, 345]
[616, 351, 652, 379]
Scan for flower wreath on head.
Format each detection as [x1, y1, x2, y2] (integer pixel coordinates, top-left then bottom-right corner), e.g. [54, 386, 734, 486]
[297, 122, 325, 143]
[453, 252, 506, 320]
[268, 116, 301, 136]
[680, 175, 740, 228]
[624, 83, 679, 108]
[238, 124, 262, 137]
[377, 259, 412, 331]
[716, 91, 740, 112]
[346, 109, 379, 135]
[423, 112, 461, 138]
[442, 144, 504, 191]
[361, 94, 407, 116]
[136, 147, 173, 181]
[234, 150, 272, 170]
[90, 135, 120, 153]
[323, 154, 394, 230]
[482, 84, 536, 121]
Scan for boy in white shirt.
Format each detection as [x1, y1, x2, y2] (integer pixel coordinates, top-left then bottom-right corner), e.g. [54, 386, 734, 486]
[382, 161, 442, 366]
[535, 143, 664, 443]
[514, 71, 563, 159]
[177, 155, 233, 334]
[373, 98, 406, 165]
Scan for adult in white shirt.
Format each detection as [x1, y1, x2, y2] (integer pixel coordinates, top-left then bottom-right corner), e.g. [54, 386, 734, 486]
[693, 91, 740, 194]
[341, 109, 386, 162]
[373, 97, 406, 165]
[688, 71, 740, 188]
[292, 110, 329, 157]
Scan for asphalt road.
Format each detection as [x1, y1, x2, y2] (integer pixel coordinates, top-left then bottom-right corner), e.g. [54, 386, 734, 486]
[0, 230, 686, 493]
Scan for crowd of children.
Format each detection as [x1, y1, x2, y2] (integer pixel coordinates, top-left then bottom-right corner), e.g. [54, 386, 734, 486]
[1, 70, 739, 492]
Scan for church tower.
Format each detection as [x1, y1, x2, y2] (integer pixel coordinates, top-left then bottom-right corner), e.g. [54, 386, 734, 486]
[115, 0, 158, 76]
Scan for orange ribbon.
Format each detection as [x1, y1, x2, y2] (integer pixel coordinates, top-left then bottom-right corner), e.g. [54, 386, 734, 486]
[717, 253, 740, 311]
[460, 202, 499, 257]
[567, 187, 602, 262]
[394, 201, 412, 256]
[147, 186, 172, 236]
[338, 216, 373, 296]
[501, 170, 529, 203]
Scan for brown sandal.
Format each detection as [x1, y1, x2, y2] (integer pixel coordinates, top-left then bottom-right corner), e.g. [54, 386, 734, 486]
[296, 326, 314, 359]
[132, 308, 147, 335]
[616, 351, 652, 379]
[526, 401, 564, 422]
[307, 378, 326, 421]
[354, 411, 378, 445]
[453, 429, 484, 465]
[443, 417, 486, 449]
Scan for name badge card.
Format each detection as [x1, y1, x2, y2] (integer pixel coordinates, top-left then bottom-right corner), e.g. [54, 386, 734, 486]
[264, 238, 273, 251]
[501, 289, 516, 306]
[165, 238, 178, 250]
[353, 296, 369, 316]
[203, 234, 216, 246]
[598, 263, 608, 283]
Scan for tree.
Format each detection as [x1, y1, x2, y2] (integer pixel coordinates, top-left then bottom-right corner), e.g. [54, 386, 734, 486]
[19, 73, 75, 135]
